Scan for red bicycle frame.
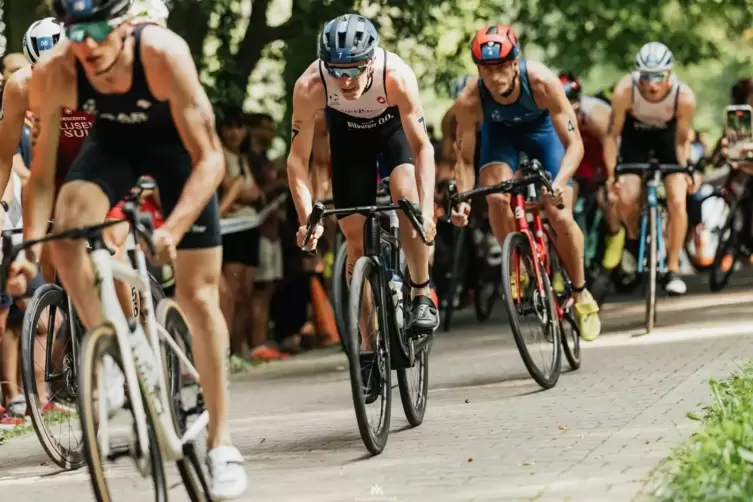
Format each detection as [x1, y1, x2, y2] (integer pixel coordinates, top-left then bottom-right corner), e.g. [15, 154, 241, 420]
[508, 191, 571, 319]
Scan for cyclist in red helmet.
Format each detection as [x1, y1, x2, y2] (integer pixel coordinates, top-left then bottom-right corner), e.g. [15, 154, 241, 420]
[560, 71, 625, 271]
[449, 24, 601, 341]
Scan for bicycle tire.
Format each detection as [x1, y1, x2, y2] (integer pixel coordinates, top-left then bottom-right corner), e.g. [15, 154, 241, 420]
[396, 266, 430, 427]
[78, 322, 168, 502]
[442, 226, 468, 331]
[474, 273, 499, 322]
[645, 206, 658, 333]
[544, 231, 581, 371]
[710, 197, 744, 292]
[332, 240, 349, 352]
[500, 232, 562, 389]
[347, 256, 391, 455]
[20, 283, 85, 470]
[157, 298, 211, 501]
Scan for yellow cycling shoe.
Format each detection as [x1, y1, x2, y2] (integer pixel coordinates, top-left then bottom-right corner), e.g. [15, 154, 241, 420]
[509, 270, 531, 297]
[552, 271, 565, 294]
[602, 227, 626, 270]
[574, 289, 601, 341]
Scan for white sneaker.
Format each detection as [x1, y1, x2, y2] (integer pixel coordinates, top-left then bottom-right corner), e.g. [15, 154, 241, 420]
[665, 273, 687, 295]
[8, 395, 27, 417]
[103, 354, 126, 416]
[206, 445, 248, 500]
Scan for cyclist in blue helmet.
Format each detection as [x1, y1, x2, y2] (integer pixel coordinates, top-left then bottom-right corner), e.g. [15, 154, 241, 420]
[288, 13, 440, 365]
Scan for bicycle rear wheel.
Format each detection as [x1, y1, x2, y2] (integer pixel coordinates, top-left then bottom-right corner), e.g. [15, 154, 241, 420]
[158, 299, 211, 501]
[544, 231, 581, 371]
[501, 232, 562, 389]
[347, 256, 392, 455]
[644, 207, 658, 333]
[21, 283, 84, 470]
[78, 322, 167, 502]
[396, 266, 430, 427]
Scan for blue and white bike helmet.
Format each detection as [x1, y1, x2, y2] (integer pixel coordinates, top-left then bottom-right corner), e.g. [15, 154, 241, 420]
[22, 18, 63, 66]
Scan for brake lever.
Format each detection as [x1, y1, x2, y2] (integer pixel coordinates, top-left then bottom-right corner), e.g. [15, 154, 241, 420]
[445, 180, 459, 216]
[539, 172, 565, 210]
[302, 202, 325, 255]
[398, 198, 434, 246]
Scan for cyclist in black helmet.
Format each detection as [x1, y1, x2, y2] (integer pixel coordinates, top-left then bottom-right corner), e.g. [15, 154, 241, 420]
[288, 13, 439, 338]
[6, 0, 247, 497]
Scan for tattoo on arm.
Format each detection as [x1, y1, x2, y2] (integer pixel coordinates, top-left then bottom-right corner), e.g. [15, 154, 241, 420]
[418, 116, 426, 132]
[31, 116, 41, 149]
[567, 119, 575, 133]
[291, 119, 302, 142]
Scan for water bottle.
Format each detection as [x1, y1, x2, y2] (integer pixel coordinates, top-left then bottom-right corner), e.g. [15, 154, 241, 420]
[388, 270, 404, 330]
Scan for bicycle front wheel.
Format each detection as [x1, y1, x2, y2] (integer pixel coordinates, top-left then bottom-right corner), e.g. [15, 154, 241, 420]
[332, 240, 350, 353]
[78, 322, 167, 502]
[644, 206, 658, 333]
[347, 256, 392, 455]
[21, 283, 84, 470]
[501, 232, 562, 389]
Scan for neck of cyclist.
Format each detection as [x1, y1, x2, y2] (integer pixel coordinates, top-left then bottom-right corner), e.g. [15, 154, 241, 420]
[93, 32, 133, 81]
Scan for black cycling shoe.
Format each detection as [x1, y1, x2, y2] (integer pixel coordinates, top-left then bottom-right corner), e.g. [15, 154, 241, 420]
[408, 295, 439, 335]
[360, 351, 382, 405]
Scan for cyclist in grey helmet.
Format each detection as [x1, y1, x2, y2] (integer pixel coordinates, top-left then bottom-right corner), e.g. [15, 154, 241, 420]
[604, 41, 697, 296]
[288, 13, 439, 346]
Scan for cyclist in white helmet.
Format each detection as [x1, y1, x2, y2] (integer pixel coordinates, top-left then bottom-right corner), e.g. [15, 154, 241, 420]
[604, 41, 697, 295]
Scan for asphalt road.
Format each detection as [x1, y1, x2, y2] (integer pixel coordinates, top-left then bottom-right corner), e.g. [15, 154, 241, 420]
[2, 271, 753, 501]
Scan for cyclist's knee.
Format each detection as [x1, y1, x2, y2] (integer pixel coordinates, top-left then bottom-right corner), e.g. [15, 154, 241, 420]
[54, 182, 109, 230]
[486, 192, 512, 212]
[666, 190, 687, 214]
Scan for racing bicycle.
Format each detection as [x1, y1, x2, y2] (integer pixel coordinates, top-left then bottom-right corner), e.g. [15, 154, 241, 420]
[614, 157, 693, 334]
[302, 182, 434, 455]
[446, 158, 581, 389]
[0, 201, 210, 501]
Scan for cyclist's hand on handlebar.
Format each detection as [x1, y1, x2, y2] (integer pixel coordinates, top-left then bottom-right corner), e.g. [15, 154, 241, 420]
[543, 180, 566, 209]
[6, 258, 37, 297]
[450, 201, 471, 227]
[297, 223, 323, 251]
[149, 228, 177, 265]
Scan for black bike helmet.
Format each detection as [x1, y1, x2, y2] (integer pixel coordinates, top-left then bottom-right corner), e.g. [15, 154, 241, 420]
[52, 0, 134, 24]
[731, 78, 753, 105]
[318, 14, 378, 65]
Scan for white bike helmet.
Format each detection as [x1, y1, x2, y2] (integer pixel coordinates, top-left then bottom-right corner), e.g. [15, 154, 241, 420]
[22, 18, 63, 66]
[635, 42, 673, 72]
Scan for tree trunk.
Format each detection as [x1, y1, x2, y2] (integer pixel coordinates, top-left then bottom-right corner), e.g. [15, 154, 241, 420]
[4, 0, 47, 55]
[167, 0, 213, 71]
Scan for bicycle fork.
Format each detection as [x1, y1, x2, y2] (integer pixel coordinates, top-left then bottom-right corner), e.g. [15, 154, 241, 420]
[637, 181, 666, 274]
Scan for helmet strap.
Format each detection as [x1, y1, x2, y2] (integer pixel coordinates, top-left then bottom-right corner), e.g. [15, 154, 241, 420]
[95, 33, 127, 76]
[501, 67, 518, 98]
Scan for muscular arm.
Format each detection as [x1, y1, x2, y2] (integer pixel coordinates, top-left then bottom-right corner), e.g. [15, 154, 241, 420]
[453, 93, 480, 193]
[310, 111, 331, 201]
[0, 73, 29, 218]
[604, 78, 632, 178]
[675, 88, 696, 166]
[287, 75, 320, 225]
[532, 64, 583, 184]
[388, 66, 435, 216]
[25, 69, 62, 260]
[440, 104, 457, 162]
[150, 37, 225, 241]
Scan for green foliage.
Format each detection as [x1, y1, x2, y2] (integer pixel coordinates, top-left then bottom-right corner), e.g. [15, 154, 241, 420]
[653, 361, 753, 502]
